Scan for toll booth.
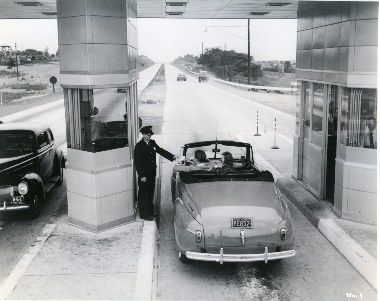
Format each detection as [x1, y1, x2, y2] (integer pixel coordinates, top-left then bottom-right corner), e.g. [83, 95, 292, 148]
[57, 0, 139, 232]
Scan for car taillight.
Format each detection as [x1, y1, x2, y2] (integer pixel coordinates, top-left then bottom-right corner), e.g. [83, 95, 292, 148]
[196, 230, 202, 243]
[280, 228, 286, 240]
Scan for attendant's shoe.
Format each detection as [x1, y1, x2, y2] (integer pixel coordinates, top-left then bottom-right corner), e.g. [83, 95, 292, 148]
[141, 215, 154, 221]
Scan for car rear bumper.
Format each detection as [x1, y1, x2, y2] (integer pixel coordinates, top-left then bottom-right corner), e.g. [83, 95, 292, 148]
[186, 247, 296, 264]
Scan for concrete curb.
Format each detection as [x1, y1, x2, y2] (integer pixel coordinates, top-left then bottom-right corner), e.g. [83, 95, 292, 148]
[275, 177, 337, 227]
[134, 221, 158, 300]
[133, 151, 161, 300]
[318, 219, 377, 290]
[0, 224, 57, 300]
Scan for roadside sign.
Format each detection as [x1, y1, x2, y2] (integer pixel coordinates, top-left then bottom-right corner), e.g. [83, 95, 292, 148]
[50, 76, 57, 93]
[50, 76, 57, 85]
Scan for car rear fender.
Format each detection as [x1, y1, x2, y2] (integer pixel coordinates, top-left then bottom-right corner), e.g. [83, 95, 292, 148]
[273, 184, 285, 221]
[178, 184, 202, 224]
[174, 197, 204, 253]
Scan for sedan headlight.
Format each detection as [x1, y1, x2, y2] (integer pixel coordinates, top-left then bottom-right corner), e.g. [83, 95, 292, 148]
[18, 182, 28, 195]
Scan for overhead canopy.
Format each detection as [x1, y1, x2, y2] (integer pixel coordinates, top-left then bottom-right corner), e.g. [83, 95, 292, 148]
[0, 0, 298, 19]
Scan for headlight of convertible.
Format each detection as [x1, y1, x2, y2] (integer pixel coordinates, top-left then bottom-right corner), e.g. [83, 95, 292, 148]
[18, 182, 28, 195]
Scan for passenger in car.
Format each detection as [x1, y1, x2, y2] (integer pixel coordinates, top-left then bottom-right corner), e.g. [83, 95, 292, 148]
[221, 151, 235, 171]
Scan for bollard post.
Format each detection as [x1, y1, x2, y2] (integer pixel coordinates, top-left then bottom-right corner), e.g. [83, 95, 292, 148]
[271, 118, 280, 149]
[254, 110, 261, 136]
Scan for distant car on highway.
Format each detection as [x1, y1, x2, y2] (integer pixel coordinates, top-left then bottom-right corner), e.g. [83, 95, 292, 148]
[177, 73, 187, 81]
[171, 140, 296, 264]
[198, 70, 208, 82]
[0, 122, 66, 218]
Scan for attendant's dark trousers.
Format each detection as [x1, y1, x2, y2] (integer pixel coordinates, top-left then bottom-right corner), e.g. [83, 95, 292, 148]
[138, 176, 156, 218]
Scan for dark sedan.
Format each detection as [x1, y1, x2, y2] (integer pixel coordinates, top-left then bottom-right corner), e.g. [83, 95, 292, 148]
[0, 122, 66, 218]
[177, 73, 187, 81]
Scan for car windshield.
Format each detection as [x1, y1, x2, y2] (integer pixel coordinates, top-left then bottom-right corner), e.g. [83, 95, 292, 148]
[176, 141, 273, 183]
[186, 145, 246, 162]
[0, 133, 34, 158]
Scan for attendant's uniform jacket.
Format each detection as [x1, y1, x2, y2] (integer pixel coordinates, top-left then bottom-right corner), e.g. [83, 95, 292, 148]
[134, 139, 175, 178]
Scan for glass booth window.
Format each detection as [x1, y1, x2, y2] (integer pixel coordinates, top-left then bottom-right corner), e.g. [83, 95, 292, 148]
[303, 82, 311, 140]
[340, 88, 377, 149]
[82, 89, 128, 153]
[312, 83, 324, 148]
[64, 88, 129, 153]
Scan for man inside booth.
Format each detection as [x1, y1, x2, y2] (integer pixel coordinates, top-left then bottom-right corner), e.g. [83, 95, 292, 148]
[361, 117, 377, 149]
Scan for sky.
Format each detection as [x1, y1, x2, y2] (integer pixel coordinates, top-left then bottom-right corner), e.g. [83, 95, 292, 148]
[0, 18, 297, 63]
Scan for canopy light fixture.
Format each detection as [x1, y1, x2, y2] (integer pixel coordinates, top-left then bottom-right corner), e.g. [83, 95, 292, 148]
[249, 12, 270, 15]
[265, 2, 291, 7]
[15, 1, 43, 6]
[166, 2, 186, 6]
[165, 0, 189, 4]
[165, 1, 187, 13]
[166, 12, 183, 18]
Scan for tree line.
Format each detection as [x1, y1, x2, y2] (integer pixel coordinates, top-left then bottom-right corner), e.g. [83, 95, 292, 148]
[198, 47, 263, 82]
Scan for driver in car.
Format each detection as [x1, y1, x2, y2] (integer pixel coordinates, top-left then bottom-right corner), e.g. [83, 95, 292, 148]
[221, 151, 235, 171]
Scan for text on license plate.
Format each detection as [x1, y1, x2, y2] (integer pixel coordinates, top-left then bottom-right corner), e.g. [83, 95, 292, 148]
[12, 196, 24, 204]
[232, 218, 252, 228]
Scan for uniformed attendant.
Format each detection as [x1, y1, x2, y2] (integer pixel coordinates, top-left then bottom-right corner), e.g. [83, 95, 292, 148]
[134, 126, 176, 221]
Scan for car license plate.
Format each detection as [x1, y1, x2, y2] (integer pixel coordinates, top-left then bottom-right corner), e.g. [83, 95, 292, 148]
[232, 218, 252, 229]
[12, 196, 24, 204]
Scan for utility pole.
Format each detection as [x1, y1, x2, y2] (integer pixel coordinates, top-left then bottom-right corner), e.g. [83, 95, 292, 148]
[224, 43, 226, 80]
[248, 19, 251, 85]
[15, 43, 19, 81]
[201, 42, 204, 68]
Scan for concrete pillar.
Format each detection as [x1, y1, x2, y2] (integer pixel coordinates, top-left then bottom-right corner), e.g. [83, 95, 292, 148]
[57, 0, 139, 232]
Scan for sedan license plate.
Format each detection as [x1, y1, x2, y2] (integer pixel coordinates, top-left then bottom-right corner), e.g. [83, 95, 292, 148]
[12, 196, 24, 205]
[232, 217, 252, 229]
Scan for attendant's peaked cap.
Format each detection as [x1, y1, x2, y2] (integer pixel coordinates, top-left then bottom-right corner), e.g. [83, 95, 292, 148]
[140, 125, 154, 135]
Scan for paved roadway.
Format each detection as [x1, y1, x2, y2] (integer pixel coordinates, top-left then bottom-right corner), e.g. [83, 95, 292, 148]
[155, 64, 376, 301]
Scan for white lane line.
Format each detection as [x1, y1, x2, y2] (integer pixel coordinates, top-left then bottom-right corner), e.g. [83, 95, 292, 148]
[0, 224, 57, 300]
[1, 99, 64, 122]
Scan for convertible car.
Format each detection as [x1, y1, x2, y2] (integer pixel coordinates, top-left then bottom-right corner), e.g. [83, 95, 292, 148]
[171, 140, 295, 264]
